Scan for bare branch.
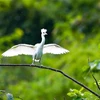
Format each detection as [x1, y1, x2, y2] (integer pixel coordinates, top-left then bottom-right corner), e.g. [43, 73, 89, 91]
[92, 74, 100, 90]
[0, 64, 100, 99]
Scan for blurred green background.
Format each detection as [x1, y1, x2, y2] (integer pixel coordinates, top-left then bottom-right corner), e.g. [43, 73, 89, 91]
[0, 0, 100, 99]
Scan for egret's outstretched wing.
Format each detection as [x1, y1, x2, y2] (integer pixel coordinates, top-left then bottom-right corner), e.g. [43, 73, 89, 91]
[2, 44, 35, 57]
[43, 44, 69, 54]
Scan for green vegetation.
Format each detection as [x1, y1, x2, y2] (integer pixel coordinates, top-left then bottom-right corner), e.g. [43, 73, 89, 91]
[0, 0, 100, 99]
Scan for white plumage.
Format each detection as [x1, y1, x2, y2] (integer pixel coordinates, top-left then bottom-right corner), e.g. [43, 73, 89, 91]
[2, 28, 69, 63]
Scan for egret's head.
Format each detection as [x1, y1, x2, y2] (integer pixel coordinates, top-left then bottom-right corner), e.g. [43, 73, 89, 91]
[41, 28, 47, 36]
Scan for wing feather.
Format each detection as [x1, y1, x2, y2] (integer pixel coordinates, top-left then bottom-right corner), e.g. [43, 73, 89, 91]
[43, 44, 69, 54]
[2, 44, 35, 57]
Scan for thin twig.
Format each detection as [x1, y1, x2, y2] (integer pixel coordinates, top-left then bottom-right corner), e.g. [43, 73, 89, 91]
[0, 64, 100, 99]
[92, 74, 100, 90]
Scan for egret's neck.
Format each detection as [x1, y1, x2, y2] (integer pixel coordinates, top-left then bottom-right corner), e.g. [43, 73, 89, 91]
[40, 34, 45, 46]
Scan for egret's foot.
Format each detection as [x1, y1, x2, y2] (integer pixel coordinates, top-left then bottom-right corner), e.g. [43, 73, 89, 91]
[31, 61, 35, 65]
[31, 63, 34, 65]
[31, 60, 35, 65]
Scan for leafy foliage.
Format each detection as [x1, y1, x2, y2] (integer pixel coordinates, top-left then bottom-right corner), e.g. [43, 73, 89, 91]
[0, 0, 100, 100]
[88, 60, 100, 72]
[67, 88, 99, 100]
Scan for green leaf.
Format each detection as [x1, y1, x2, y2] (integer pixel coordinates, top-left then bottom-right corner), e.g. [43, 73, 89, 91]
[88, 60, 100, 72]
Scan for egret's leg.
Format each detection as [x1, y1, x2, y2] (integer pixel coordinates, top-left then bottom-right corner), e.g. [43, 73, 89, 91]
[39, 59, 41, 64]
[38, 57, 42, 65]
[32, 55, 36, 64]
[32, 60, 35, 64]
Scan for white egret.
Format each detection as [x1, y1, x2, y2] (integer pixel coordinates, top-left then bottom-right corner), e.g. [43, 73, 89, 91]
[2, 28, 69, 64]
